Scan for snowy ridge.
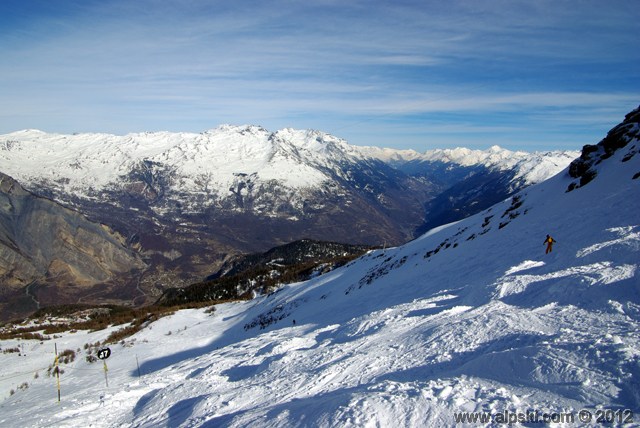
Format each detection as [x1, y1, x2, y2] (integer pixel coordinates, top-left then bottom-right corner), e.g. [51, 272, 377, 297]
[416, 145, 579, 187]
[421, 145, 529, 168]
[508, 150, 578, 186]
[0, 127, 576, 205]
[0, 126, 332, 198]
[346, 142, 578, 187]
[0, 113, 638, 426]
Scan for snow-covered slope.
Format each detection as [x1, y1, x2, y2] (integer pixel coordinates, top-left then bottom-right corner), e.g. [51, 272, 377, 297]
[0, 110, 638, 426]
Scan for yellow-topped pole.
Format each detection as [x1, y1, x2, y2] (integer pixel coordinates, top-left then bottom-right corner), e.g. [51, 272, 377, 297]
[103, 360, 109, 388]
[54, 343, 61, 402]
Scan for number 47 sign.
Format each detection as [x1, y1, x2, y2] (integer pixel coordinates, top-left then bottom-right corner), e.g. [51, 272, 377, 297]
[98, 348, 111, 387]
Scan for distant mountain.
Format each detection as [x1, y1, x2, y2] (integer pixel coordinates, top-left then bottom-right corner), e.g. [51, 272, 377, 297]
[1, 106, 637, 427]
[0, 172, 145, 321]
[0, 127, 576, 307]
[388, 146, 578, 233]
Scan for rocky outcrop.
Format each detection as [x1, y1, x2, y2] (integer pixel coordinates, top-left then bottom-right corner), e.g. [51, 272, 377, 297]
[0, 172, 146, 320]
[567, 106, 640, 192]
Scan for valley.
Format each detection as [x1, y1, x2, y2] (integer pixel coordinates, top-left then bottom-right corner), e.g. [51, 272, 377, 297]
[0, 128, 576, 319]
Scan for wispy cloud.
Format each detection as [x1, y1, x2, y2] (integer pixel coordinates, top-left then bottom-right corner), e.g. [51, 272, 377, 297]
[0, 0, 638, 151]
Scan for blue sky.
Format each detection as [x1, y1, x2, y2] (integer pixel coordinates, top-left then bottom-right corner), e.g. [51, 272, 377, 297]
[0, 0, 638, 151]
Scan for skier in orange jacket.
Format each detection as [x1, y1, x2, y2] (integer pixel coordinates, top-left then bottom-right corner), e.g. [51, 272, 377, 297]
[544, 235, 556, 254]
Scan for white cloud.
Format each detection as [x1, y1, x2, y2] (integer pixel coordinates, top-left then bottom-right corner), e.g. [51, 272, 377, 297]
[0, 0, 638, 151]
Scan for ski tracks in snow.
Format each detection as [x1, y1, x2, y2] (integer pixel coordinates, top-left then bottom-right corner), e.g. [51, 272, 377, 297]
[576, 225, 640, 258]
[495, 225, 639, 301]
[495, 262, 636, 299]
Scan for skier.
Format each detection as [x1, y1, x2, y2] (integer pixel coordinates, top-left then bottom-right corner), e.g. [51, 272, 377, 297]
[544, 234, 556, 254]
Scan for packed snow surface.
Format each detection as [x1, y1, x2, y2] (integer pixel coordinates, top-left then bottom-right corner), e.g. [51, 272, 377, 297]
[0, 136, 638, 427]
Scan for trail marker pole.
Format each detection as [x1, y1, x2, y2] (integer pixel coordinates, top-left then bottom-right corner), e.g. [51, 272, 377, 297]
[136, 355, 141, 378]
[54, 343, 61, 402]
[98, 347, 111, 388]
[103, 361, 109, 388]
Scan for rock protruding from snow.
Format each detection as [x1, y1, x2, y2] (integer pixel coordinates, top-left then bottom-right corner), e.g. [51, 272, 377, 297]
[567, 105, 640, 191]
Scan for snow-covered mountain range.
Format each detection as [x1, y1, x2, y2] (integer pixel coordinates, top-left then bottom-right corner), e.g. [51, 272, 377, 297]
[0, 126, 576, 313]
[0, 107, 637, 427]
[0, 127, 574, 212]
[0, 127, 575, 240]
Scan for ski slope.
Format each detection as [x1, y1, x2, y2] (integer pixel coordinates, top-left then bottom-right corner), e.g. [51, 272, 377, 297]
[0, 121, 639, 426]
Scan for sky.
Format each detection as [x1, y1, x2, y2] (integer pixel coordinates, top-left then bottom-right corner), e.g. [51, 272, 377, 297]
[0, 0, 638, 152]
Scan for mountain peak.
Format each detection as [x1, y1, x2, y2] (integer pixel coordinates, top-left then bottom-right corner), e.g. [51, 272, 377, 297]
[205, 124, 269, 136]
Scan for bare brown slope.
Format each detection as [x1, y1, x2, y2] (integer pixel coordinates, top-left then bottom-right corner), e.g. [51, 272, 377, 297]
[0, 173, 146, 321]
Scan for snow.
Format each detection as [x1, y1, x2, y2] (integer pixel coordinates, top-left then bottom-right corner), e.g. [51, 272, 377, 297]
[0, 128, 576, 211]
[355, 143, 579, 188]
[420, 145, 530, 168]
[1, 128, 638, 426]
[503, 260, 546, 275]
[0, 126, 331, 200]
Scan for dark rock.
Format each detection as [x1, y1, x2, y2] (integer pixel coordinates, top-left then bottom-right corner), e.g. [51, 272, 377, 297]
[567, 105, 640, 192]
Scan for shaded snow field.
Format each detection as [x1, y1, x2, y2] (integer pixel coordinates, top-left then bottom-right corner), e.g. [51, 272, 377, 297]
[0, 135, 639, 426]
